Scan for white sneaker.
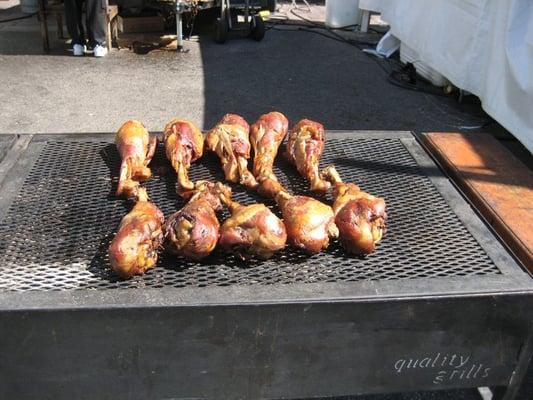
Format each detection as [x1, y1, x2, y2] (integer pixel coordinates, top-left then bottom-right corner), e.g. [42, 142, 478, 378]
[93, 44, 108, 58]
[73, 44, 86, 56]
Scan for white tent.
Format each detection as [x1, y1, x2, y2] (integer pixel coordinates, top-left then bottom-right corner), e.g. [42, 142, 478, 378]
[360, 0, 533, 152]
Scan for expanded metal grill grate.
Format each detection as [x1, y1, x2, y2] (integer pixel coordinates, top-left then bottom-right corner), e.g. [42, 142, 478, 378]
[0, 137, 501, 291]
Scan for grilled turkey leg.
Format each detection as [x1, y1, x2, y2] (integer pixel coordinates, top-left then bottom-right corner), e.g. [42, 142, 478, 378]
[284, 119, 330, 193]
[116, 120, 157, 198]
[206, 114, 258, 189]
[218, 189, 287, 260]
[163, 181, 230, 260]
[321, 166, 387, 255]
[250, 111, 289, 197]
[109, 188, 164, 278]
[250, 111, 289, 198]
[163, 118, 204, 197]
[275, 190, 338, 254]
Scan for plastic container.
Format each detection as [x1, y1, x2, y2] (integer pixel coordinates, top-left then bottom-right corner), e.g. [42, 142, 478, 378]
[375, 31, 400, 58]
[325, 0, 361, 29]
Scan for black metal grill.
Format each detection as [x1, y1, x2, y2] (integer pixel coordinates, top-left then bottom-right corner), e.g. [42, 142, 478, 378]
[0, 135, 15, 162]
[0, 137, 501, 291]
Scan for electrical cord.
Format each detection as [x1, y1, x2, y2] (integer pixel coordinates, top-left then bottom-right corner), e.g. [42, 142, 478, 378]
[289, 8, 320, 26]
[268, 17, 360, 32]
[267, 21, 392, 74]
[270, 5, 493, 127]
[266, 20, 377, 46]
[267, 8, 455, 98]
[288, 8, 383, 45]
[290, 0, 311, 13]
[268, 25, 353, 44]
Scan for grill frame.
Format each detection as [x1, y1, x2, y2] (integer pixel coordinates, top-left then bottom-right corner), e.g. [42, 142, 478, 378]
[0, 131, 532, 400]
[0, 134, 16, 162]
[0, 131, 530, 309]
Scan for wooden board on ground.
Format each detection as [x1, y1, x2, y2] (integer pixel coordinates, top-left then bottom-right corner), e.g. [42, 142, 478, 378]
[422, 132, 533, 272]
[116, 33, 179, 52]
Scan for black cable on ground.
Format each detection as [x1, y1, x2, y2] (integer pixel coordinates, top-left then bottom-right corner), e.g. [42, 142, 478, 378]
[0, 13, 36, 23]
[266, 20, 378, 46]
[267, 11, 453, 98]
[289, 8, 321, 27]
[267, 25, 345, 43]
[272, 7, 493, 127]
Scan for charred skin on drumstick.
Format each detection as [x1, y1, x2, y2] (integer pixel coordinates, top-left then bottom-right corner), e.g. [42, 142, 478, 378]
[108, 188, 164, 278]
[274, 190, 338, 254]
[115, 120, 157, 198]
[321, 166, 387, 255]
[218, 190, 287, 260]
[163, 118, 204, 197]
[205, 114, 258, 189]
[163, 181, 230, 261]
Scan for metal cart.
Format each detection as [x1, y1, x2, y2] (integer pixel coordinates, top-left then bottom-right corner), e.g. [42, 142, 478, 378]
[174, 0, 266, 51]
[212, 0, 266, 44]
[173, 0, 212, 51]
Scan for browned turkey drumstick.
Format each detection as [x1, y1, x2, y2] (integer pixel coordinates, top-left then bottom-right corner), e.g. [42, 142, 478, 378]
[274, 189, 338, 254]
[218, 190, 287, 260]
[163, 181, 230, 261]
[321, 166, 387, 255]
[163, 118, 204, 197]
[115, 120, 157, 198]
[205, 114, 258, 189]
[284, 119, 330, 193]
[250, 111, 289, 198]
[108, 188, 164, 279]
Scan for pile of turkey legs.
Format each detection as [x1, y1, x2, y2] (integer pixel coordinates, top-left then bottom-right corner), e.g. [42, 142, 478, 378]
[109, 113, 387, 279]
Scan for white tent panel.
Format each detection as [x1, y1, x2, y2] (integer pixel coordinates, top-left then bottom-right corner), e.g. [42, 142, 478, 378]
[360, 0, 533, 152]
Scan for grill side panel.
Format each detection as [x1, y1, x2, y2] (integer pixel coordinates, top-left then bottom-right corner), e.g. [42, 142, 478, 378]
[0, 296, 528, 400]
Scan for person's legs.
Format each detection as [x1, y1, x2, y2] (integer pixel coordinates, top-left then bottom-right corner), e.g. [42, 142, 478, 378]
[64, 0, 85, 46]
[86, 0, 107, 48]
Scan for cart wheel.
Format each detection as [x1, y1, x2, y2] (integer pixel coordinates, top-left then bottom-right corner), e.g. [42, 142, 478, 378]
[250, 15, 265, 42]
[213, 16, 228, 44]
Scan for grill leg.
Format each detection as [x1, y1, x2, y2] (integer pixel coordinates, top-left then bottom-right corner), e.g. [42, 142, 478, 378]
[491, 329, 533, 400]
[175, 10, 188, 53]
[39, 0, 50, 52]
[176, 11, 183, 51]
